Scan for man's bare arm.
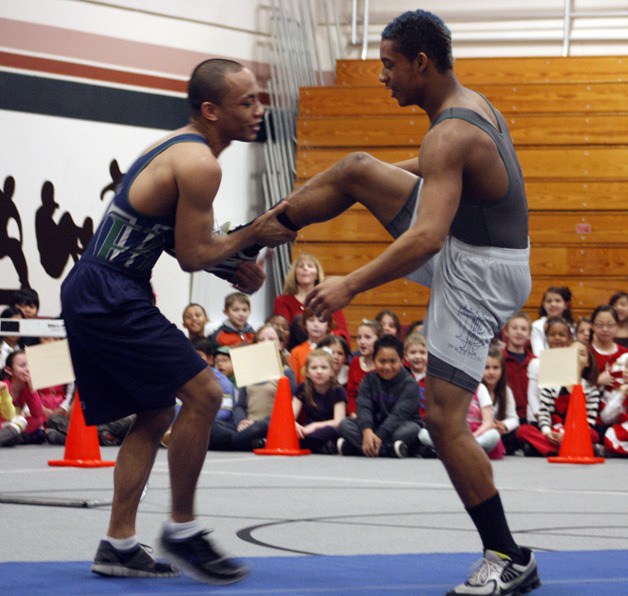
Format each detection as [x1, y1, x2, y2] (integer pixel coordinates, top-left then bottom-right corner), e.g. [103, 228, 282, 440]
[173, 151, 295, 272]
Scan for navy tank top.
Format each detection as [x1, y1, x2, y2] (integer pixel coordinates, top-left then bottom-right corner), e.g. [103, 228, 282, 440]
[85, 133, 208, 277]
[430, 98, 529, 249]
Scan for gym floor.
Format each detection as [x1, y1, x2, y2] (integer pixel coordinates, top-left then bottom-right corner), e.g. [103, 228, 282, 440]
[1, 446, 626, 594]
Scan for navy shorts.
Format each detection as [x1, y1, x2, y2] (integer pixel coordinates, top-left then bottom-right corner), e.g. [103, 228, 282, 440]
[61, 257, 207, 425]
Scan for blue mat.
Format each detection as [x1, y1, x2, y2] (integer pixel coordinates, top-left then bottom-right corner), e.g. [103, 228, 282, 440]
[1, 550, 626, 595]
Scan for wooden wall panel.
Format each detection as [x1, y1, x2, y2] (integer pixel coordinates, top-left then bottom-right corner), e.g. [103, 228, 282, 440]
[293, 56, 627, 340]
[300, 83, 628, 116]
[336, 56, 628, 86]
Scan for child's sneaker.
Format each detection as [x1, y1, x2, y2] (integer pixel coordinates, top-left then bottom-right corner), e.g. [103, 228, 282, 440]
[447, 548, 540, 595]
[91, 540, 179, 578]
[159, 529, 249, 585]
[393, 440, 409, 458]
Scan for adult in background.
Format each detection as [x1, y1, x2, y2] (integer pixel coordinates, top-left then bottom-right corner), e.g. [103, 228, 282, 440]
[61, 58, 295, 585]
[272, 253, 350, 350]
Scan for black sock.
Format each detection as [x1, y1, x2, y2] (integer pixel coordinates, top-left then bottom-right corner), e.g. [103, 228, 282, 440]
[276, 210, 301, 231]
[466, 492, 524, 563]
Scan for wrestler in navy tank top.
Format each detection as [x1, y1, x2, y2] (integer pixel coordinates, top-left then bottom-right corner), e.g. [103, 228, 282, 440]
[429, 96, 529, 249]
[85, 133, 208, 278]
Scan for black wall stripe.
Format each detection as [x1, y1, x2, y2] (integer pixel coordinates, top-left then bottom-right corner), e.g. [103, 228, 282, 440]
[0, 71, 189, 129]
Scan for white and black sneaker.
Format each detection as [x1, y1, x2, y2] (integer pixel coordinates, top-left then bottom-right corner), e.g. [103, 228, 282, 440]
[393, 440, 409, 459]
[91, 540, 179, 578]
[159, 529, 249, 585]
[448, 548, 540, 595]
[204, 223, 263, 283]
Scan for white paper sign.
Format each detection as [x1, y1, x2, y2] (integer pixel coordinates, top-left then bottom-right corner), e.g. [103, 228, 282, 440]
[537, 346, 579, 388]
[25, 340, 75, 390]
[229, 341, 283, 387]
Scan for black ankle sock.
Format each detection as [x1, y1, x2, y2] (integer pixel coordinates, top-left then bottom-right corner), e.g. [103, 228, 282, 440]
[276, 210, 301, 232]
[466, 492, 524, 564]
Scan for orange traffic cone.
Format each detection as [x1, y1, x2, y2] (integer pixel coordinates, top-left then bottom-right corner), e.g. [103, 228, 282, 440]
[49, 392, 116, 468]
[254, 376, 310, 456]
[548, 384, 605, 465]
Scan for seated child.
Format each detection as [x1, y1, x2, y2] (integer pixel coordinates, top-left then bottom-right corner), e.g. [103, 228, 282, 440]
[211, 292, 255, 347]
[292, 349, 347, 454]
[317, 334, 351, 387]
[600, 353, 628, 456]
[0, 350, 45, 444]
[346, 319, 382, 416]
[516, 341, 601, 456]
[403, 332, 428, 418]
[289, 308, 331, 385]
[223, 324, 297, 451]
[338, 335, 421, 458]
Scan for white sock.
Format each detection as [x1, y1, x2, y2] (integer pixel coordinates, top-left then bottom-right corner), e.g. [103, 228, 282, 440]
[106, 535, 138, 551]
[164, 519, 205, 540]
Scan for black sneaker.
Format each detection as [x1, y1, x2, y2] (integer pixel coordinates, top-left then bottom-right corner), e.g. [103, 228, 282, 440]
[159, 530, 249, 585]
[91, 540, 179, 578]
[447, 548, 540, 595]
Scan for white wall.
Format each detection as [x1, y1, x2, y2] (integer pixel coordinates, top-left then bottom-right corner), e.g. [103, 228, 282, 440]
[0, 0, 275, 329]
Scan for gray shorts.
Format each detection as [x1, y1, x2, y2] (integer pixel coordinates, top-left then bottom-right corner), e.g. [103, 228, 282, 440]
[385, 179, 531, 391]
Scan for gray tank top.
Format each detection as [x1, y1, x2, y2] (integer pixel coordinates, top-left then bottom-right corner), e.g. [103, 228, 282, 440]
[429, 99, 529, 249]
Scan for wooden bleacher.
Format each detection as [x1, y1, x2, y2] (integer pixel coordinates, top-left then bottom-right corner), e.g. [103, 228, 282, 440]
[294, 56, 628, 339]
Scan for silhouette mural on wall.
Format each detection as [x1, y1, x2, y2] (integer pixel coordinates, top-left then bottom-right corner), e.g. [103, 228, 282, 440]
[100, 159, 124, 202]
[0, 160, 125, 306]
[35, 181, 94, 279]
[0, 176, 30, 289]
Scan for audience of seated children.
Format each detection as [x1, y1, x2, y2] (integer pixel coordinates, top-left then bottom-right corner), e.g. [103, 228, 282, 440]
[600, 353, 628, 456]
[589, 304, 627, 393]
[338, 335, 421, 458]
[211, 292, 256, 347]
[292, 349, 347, 454]
[346, 319, 382, 417]
[526, 316, 573, 424]
[403, 332, 428, 418]
[516, 341, 601, 456]
[531, 286, 574, 356]
[609, 291, 628, 348]
[182, 302, 211, 340]
[289, 308, 331, 385]
[317, 334, 351, 387]
[502, 311, 534, 424]
[227, 324, 297, 451]
[375, 309, 402, 338]
[272, 253, 350, 350]
[0, 350, 45, 444]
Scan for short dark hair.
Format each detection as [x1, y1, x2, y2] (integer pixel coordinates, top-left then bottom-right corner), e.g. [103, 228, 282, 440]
[11, 288, 39, 309]
[188, 58, 244, 112]
[381, 10, 453, 72]
[373, 334, 404, 359]
[191, 336, 217, 358]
